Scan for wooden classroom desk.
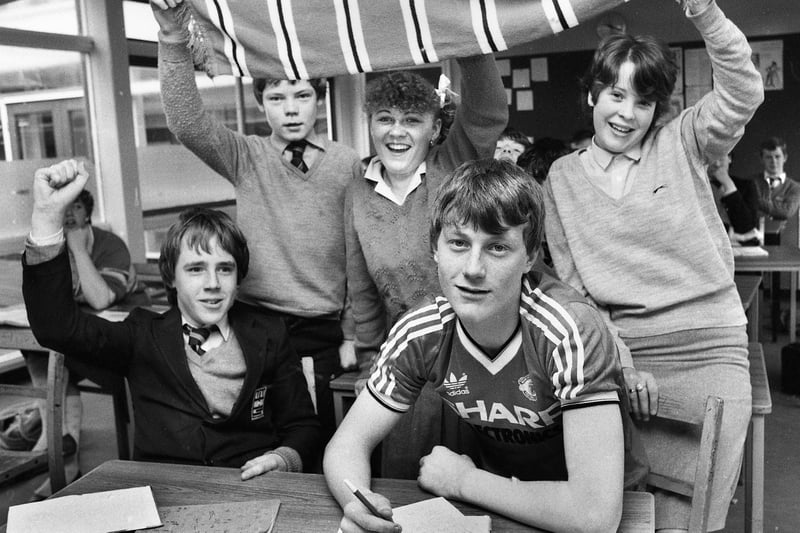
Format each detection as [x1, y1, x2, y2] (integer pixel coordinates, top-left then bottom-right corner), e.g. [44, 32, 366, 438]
[735, 245, 800, 343]
[48, 460, 654, 532]
[53, 460, 540, 532]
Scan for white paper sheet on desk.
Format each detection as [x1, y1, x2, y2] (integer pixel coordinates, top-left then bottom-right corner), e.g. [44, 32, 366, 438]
[0, 303, 29, 327]
[6, 485, 162, 533]
[392, 497, 490, 533]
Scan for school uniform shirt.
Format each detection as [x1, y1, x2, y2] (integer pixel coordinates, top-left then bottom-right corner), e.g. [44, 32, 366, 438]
[368, 271, 626, 481]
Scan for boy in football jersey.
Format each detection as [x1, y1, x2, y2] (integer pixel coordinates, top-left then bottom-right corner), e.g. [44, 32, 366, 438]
[324, 159, 636, 532]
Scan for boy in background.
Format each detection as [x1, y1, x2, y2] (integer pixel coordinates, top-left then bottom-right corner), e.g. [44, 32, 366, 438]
[493, 128, 532, 164]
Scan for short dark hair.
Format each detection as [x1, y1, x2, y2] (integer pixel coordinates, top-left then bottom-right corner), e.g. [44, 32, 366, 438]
[159, 208, 249, 305]
[569, 129, 594, 147]
[498, 127, 532, 149]
[760, 137, 787, 156]
[74, 189, 94, 221]
[517, 137, 570, 184]
[583, 33, 677, 128]
[364, 70, 440, 117]
[430, 159, 544, 257]
[252, 78, 328, 105]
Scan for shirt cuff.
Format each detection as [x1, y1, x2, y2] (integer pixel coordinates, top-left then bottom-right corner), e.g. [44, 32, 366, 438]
[24, 233, 66, 266]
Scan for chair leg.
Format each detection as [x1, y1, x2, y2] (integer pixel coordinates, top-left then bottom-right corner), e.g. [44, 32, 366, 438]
[46, 352, 67, 493]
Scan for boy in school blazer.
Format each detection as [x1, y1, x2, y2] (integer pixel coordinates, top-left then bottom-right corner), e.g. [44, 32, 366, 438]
[22, 159, 320, 479]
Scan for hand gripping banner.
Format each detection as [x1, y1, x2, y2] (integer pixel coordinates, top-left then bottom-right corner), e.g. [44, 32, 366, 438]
[177, 0, 627, 79]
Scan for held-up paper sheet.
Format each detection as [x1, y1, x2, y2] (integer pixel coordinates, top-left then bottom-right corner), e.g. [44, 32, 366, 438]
[392, 497, 490, 533]
[6, 485, 161, 533]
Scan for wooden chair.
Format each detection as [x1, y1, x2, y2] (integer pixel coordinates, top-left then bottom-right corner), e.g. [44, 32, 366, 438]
[621, 395, 724, 533]
[74, 372, 131, 460]
[0, 351, 67, 492]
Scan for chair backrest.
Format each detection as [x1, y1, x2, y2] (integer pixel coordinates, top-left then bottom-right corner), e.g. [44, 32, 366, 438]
[0, 351, 67, 492]
[646, 395, 724, 533]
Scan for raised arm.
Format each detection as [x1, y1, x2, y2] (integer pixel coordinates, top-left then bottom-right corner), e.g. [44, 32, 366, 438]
[23, 160, 134, 374]
[680, 0, 764, 162]
[152, 0, 251, 182]
[435, 53, 508, 170]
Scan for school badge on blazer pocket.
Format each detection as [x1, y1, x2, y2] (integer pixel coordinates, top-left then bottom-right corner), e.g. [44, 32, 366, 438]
[251, 386, 267, 420]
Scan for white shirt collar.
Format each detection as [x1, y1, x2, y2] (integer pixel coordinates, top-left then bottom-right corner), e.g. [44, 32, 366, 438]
[764, 171, 786, 185]
[589, 138, 642, 171]
[364, 157, 426, 206]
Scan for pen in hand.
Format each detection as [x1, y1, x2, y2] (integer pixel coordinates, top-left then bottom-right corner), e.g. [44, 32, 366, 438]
[343, 478, 395, 524]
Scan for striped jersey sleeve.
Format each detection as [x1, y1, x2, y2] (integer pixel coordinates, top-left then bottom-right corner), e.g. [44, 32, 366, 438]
[367, 297, 455, 413]
[520, 276, 621, 409]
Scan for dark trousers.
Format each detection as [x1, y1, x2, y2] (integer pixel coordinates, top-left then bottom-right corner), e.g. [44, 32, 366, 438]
[282, 315, 343, 446]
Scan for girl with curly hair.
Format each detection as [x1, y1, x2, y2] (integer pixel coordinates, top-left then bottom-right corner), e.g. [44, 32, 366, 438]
[344, 55, 507, 478]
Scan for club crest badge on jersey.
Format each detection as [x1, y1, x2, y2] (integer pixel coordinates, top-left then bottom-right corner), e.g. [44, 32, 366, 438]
[251, 386, 267, 420]
[517, 375, 537, 402]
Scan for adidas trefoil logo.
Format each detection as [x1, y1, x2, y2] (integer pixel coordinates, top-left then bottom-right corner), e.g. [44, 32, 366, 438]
[443, 372, 470, 396]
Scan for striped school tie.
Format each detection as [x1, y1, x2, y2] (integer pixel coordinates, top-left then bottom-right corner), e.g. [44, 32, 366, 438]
[286, 140, 308, 172]
[182, 323, 216, 355]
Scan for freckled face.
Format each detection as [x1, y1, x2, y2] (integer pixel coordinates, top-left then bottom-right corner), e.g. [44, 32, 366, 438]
[370, 108, 441, 182]
[591, 61, 656, 154]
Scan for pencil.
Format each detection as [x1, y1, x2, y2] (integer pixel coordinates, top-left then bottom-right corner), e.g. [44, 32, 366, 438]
[343, 478, 395, 523]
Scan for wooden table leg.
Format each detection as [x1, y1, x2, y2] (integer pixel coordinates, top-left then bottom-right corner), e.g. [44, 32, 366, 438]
[744, 416, 766, 533]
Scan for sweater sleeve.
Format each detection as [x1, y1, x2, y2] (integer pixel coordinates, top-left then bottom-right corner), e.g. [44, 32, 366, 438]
[433, 54, 508, 171]
[158, 39, 250, 184]
[680, 1, 764, 164]
[344, 186, 388, 371]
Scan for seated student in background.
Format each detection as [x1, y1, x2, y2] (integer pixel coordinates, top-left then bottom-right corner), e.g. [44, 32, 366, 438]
[493, 127, 532, 164]
[23, 159, 320, 479]
[750, 137, 800, 240]
[11, 183, 137, 497]
[325, 159, 644, 533]
[708, 153, 762, 246]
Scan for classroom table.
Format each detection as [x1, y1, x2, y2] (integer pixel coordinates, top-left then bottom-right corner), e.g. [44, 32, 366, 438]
[0, 258, 44, 370]
[735, 245, 800, 343]
[52, 460, 539, 532]
[46, 460, 655, 532]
